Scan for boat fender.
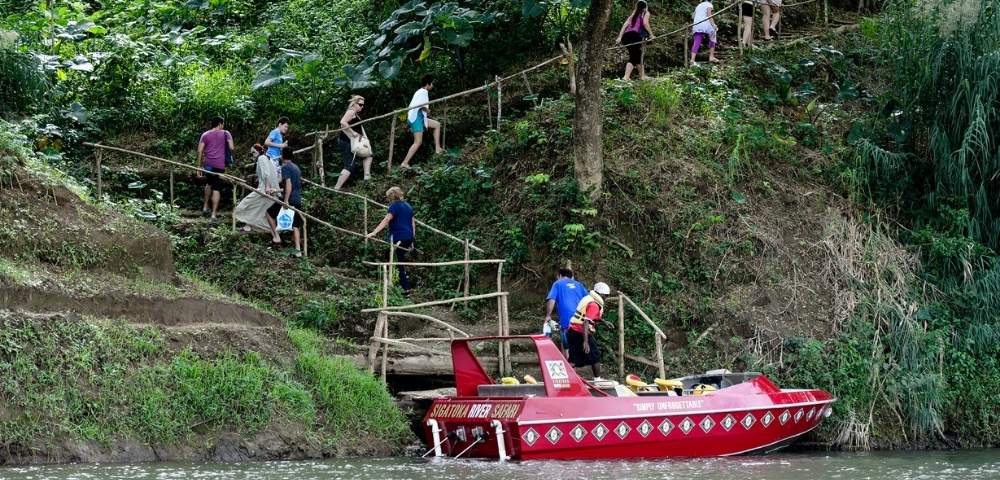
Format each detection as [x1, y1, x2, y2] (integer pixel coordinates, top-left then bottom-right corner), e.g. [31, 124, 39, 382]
[523, 374, 538, 384]
[625, 374, 648, 392]
[500, 376, 520, 385]
[692, 384, 717, 396]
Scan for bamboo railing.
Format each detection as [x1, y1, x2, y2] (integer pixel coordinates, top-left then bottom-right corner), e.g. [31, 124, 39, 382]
[82, 142, 402, 255]
[363, 257, 509, 382]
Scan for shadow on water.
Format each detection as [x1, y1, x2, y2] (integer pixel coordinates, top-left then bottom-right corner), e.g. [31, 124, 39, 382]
[1, 449, 999, 480]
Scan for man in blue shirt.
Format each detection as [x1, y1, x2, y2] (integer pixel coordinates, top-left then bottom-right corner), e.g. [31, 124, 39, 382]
[545, 267, 588, 353]
[265, 117, 290, 160]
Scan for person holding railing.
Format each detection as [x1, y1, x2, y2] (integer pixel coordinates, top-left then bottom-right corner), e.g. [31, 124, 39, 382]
[367, 186, 416, 296]
[196, 115, 235, 223]
[689, 0, 721, 65]
[265, 148, 304, 257]
[567, 281, 612, 379]
[235, 144, 281, 233]
[335, 95, 373, 191]
[264, 117, 290, 167]
[400, 75, 444, 169]
[615, 0, 654, 81]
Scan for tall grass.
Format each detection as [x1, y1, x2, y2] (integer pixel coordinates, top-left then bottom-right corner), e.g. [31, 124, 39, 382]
[860, 1, 1000, 250]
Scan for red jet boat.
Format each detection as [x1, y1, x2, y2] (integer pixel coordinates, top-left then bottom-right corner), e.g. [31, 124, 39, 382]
[422, 335, 835, 460]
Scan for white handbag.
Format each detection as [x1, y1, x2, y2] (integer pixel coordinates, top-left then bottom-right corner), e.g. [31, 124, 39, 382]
[351, 127, 373, 158]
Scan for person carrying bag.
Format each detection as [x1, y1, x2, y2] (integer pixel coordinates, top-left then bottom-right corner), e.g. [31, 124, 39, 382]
[335, 95, 374, 191]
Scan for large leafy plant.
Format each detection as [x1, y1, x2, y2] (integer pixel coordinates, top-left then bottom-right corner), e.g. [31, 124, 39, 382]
[342, 0, 498, 87]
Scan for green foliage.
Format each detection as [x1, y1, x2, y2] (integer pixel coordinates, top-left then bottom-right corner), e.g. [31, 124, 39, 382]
[0, 34, 46, 114]
[294, 299, 341, 331]
[288, 328, 410, 443]
[414, 163, 493, 230]
[636, 79, 681, 127]
[348, 0, 496, 85]
[0, 316, 313, 444]
[541, 0, 587, 46]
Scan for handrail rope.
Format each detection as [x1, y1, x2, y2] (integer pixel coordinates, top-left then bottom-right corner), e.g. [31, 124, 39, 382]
[306, 0, 818, 137]
[303, 0, 826, 138]
[82, 142, 407, 250]
[302, 58, 556, 138]
[301, 177, 485, 253]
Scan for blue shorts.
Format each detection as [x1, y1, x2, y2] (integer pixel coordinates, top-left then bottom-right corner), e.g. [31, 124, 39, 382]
[408, 112, 425, 133]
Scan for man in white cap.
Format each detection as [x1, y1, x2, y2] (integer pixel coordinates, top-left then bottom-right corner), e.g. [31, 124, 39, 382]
[566, 281, 611, 378]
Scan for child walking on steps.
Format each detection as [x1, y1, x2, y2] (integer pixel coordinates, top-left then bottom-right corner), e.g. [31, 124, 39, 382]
[690, 0, 720, 65]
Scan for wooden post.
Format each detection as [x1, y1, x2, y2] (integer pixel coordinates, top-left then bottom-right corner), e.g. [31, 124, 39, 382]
[169, 167, 175, 206]
[368, 312, 387, 374]
[684, 34, 690, 67]
[495, 75, 502, 132]
[559, 41, 577, 96]
[442, 106, 447, 150]
[363, 200, 369, 247]
[503, 294, 511, 374]
[385, 248, 394, 299]
[380, 319, 389, 383]
[387, 116, 396, 175]
[485, 81, 494, 129]
[303, 216, 309, 257]
[737, 7, 743, 56]
[618, 293, 625, 379]
[504, 296, 511, 376]
[94, 148, 103, 199]
[496, 262, 505, 376]
[231, 187, 237, 232]
[316, 133, 325, 187]
[824, 0, 829, 27]
[463, 239, 471, 307]
[522, 72, 537, 106]
[654, 333, 666, 380]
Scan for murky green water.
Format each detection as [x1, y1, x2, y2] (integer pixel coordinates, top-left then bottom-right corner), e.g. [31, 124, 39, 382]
[1, 450, 997, 480]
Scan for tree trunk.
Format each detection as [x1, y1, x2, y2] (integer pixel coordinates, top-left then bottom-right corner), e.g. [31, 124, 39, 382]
[572, 0, 614, 201]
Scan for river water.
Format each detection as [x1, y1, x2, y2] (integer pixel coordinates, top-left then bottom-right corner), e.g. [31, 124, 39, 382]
[1, 450, 997, 480]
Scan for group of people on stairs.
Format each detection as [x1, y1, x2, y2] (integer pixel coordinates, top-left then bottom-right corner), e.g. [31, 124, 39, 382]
[193, 73, 448, 259]
[615, 0, 784, 75]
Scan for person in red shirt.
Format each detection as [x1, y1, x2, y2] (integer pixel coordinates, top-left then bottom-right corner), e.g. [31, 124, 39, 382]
[566, 281, 611, 378]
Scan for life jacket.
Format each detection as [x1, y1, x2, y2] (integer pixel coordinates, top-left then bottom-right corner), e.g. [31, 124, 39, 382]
[569, 291, 605, 332]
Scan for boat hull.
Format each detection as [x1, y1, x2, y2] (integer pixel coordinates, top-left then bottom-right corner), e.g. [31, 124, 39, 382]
[423, 384, 834, 459]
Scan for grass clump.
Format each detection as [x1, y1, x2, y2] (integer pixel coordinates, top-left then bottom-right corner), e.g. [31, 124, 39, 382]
[0, 314, 410, 453]
[289, 328, 411, 446]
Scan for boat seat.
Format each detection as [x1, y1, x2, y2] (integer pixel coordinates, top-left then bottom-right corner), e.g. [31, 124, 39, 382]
[477, 384, 547, 397]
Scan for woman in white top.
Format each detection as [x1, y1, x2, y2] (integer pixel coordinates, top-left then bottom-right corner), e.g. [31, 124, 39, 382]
[400, 74, 443, 169]
[761, 0, 781, 40]
[235, 144, 281, 233]
[689, 1, 720, 65]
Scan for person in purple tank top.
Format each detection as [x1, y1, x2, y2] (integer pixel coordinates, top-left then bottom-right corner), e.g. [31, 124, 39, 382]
[197, 116, 235, 222]
[615, 0, 654, 81]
